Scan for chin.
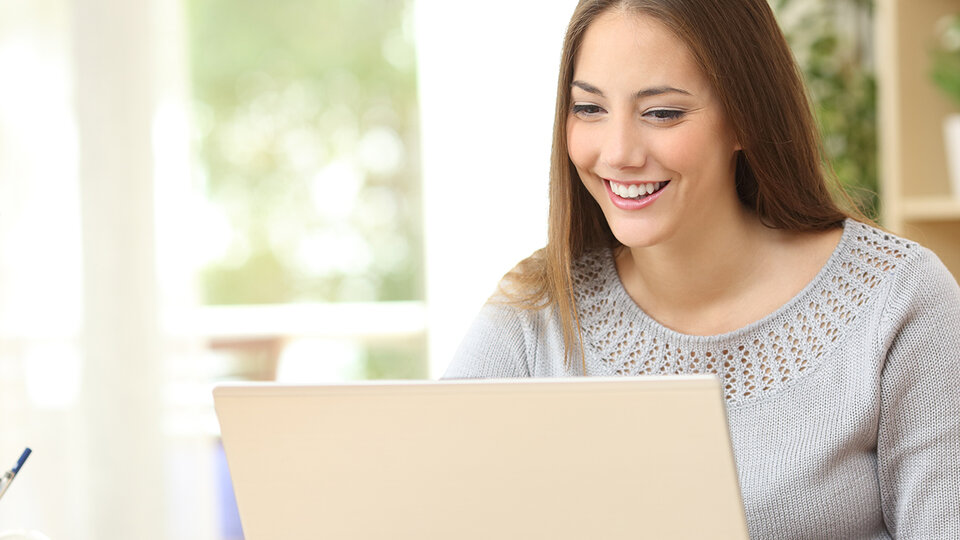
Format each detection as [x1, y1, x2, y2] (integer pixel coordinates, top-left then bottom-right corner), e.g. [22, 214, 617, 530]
[608, 221, 669, 249]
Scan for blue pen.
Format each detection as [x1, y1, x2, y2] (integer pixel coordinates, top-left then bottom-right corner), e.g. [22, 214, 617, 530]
[0, 448, 31, 501]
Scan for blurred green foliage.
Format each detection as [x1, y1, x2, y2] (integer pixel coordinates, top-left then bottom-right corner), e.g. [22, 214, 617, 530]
[931, 14, 960, 107]
[186, 0, 422, 305]
[773, 0, 879, 219]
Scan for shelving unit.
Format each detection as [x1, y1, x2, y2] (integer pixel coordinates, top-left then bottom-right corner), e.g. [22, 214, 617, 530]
[902, 196, 960, 220]
[877, 0, 960, 277]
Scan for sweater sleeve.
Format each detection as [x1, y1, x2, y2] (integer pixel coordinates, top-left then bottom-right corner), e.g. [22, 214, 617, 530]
[443, 301, 533, 379]
[877, 247, 960, 538]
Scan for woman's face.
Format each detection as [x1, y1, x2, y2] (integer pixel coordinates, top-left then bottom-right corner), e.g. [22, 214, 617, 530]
[567, 10, 742, 250]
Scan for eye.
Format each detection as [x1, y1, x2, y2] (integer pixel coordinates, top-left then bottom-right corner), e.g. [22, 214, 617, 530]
[571, 103, 605, 118]
[644, 108, 685, 122]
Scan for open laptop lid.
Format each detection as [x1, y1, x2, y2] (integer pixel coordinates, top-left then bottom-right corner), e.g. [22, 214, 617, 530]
[214, 376, 748, 540]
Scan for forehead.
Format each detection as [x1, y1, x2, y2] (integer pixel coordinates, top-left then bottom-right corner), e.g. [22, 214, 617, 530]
[573, 10, 709, 94]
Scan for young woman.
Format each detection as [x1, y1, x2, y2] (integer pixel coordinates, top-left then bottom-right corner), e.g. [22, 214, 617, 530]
[445, 0, 960, 537]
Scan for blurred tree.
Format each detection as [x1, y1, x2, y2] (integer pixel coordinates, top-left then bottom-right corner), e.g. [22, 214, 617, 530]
[773, 0, 879, 220]
[186, 0, 422, 305]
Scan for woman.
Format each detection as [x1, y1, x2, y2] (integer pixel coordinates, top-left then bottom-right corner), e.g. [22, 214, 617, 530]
[445, 0, 960, 537]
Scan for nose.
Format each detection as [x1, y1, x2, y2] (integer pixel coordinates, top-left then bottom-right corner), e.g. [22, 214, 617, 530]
[601, 113, 646, 171]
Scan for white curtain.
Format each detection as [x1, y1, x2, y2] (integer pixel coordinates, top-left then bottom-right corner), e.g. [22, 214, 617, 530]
[0, 0, 85, 535]
[0, 0, 214, 538]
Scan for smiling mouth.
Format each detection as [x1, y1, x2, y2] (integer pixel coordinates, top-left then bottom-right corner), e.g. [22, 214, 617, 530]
[607, 179, 670, 199]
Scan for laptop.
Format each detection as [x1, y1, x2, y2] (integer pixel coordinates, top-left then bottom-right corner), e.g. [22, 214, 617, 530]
[213, 376, 749, 539]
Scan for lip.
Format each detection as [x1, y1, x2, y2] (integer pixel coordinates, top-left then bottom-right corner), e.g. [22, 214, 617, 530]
[602, 178, 669, 210]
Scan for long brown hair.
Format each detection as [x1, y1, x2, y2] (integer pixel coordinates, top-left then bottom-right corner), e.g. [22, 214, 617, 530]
[500, 0, 859, 365]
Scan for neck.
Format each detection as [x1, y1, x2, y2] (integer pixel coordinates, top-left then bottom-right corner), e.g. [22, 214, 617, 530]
[616, 206, 776, 314]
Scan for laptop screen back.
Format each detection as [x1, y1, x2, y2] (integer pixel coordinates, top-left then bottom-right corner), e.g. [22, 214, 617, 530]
[214, 376, 748, 540]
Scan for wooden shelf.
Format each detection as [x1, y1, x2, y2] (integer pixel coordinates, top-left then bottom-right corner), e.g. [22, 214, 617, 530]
[877, 0, 960, 279]
[902, 196, 960, 221]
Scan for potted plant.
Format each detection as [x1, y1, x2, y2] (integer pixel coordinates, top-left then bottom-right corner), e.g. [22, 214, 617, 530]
[932, 14, 960, 197]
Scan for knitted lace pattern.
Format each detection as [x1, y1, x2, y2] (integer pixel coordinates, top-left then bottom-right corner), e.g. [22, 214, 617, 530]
[571, 221, 915, 405]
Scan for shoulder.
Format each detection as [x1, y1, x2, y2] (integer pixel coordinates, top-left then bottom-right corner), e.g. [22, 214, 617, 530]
[835, 219, 960, 347]
[877, 238, 960, 336]
[489, 249, 547, 305]
[836, 219, 956, 298]
[490, 246, 617, 307]
[445, 300, 534, 379]
[840, 219, 921, 273]
[831, 219, 932, 299]
[445, 247, 616, 379]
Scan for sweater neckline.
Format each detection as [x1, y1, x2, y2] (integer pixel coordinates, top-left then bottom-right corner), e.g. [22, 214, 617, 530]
[597, 219, 855, 344]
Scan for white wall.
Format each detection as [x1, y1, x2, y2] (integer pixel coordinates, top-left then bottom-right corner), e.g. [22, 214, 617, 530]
[416, 1, 580, 377]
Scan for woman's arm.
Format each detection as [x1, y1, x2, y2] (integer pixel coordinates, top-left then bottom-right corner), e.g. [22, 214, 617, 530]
[877, 247, 960, 537]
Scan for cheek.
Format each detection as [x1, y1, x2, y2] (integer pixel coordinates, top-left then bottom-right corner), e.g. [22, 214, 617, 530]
[566, 120, 594, 170]
[664, 124, 732, 173]
[666, 134, 698, 169]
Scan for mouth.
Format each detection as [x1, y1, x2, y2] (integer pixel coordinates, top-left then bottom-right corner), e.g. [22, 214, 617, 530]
[604, 179, 670, 204]
[609, 180, 668, 199]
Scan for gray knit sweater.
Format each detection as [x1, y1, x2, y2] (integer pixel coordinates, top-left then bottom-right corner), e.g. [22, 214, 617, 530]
[445, 220, 960, 539]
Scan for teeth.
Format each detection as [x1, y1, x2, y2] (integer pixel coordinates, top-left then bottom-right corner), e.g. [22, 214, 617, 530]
[611, 181, 662, 199]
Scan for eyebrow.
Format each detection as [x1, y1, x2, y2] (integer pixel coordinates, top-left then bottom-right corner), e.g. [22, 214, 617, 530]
[571, 80, 692, 99]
